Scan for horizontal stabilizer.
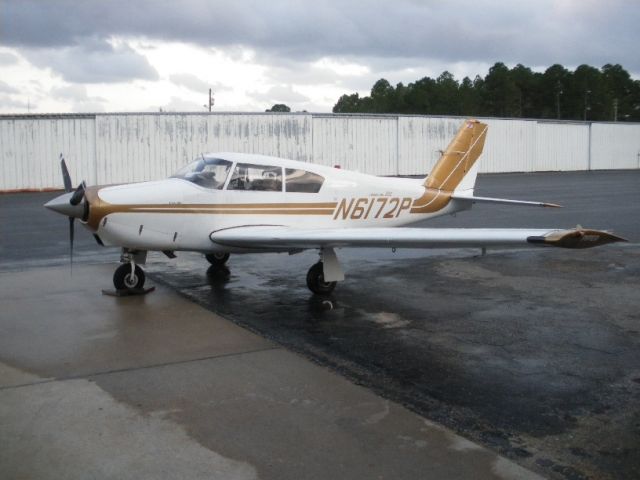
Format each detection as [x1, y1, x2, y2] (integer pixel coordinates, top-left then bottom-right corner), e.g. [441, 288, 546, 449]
[451, 194, 561, 208]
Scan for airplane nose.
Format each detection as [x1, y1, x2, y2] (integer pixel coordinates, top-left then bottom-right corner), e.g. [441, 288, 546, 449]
[44, 192, 86, 218]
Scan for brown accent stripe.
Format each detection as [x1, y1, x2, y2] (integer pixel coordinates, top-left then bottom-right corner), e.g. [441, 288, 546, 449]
[126, 208, 335, 215]
[409, 189, 451, 214]
[130, 202, 338, 210]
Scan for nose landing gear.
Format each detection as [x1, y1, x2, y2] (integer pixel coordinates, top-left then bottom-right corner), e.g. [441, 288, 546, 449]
[107, 249, 152, 295]
[113, 263, 146, 290]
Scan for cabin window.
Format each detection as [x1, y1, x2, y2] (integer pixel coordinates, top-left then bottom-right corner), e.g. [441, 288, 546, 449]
[226, 163, 283, 191]
[285, 169, 324, 193]
[171, 157, 232, 190]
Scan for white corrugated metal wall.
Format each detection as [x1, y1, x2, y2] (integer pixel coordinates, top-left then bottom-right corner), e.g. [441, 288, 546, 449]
[94, 114, 313, 185]
[1, 113, 638, 190]
[0, 116, 95, 190]
[590, 123, 640, 170]
[312, 115, 398, 175]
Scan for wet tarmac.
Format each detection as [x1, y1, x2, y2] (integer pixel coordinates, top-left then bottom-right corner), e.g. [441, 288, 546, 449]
[2, 170, 640, 480]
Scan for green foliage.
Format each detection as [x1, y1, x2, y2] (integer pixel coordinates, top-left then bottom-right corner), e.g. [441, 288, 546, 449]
[332, 63, 640, 121]
[266, 104, 291, 112]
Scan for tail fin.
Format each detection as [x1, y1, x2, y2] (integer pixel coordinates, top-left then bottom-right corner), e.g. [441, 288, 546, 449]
[424, 119, 487, 193]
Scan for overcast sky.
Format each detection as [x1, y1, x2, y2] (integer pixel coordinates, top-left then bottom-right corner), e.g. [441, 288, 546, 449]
[1, 0, 638, 114]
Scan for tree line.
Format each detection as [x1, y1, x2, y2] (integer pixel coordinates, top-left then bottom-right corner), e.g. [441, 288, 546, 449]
[333, 63, 640, 122]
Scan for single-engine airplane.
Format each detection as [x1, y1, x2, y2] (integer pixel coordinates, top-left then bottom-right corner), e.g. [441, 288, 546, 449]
[45, 119, 625, 294]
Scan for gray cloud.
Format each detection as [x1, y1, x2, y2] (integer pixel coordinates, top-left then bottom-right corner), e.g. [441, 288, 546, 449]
[0, 51, 20, 65]
[3, 0, 639, 72]
[25, 38, 158, 83]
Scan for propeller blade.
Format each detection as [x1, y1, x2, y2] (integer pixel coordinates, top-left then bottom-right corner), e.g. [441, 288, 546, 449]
[69, 216, 75, 274]
[60, 155, 72, 193]
[70, 181, 86, 206]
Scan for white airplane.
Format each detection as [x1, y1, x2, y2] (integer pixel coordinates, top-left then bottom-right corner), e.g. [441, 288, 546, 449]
[45, 119, 624, 294]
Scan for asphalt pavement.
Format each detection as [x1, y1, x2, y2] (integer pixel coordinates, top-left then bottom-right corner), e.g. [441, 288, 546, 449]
[1, 170, 639, 480]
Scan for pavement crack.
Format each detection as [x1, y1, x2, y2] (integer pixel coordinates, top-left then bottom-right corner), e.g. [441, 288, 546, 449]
[0, 346, 281, 392]
[567, 342, 624, 355]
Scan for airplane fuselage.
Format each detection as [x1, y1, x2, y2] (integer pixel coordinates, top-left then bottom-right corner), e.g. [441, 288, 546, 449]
[83, 153, 467, 253]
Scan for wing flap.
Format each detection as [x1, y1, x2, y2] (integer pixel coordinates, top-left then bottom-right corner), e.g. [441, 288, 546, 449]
[210, 226, 625, 250]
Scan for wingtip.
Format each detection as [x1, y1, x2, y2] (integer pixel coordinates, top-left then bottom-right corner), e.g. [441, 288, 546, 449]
[537, 228, 627, 249]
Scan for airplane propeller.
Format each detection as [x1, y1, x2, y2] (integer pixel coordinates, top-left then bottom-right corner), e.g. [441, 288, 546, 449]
[70, 181, 86, 205]
[44, 155, 88, 273]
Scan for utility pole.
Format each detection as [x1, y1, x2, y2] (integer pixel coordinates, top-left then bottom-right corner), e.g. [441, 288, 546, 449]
[555, 81, 563, 119]
[613, 98, 618, 122]
[583, 89, 591, 121]
[206, 88, 215, 112]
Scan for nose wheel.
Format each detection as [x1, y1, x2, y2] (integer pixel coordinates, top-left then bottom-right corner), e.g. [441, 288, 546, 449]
[113, 263, 146, 290]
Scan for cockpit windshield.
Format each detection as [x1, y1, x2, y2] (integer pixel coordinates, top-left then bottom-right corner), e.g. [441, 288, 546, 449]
[171, 157, 232, 189]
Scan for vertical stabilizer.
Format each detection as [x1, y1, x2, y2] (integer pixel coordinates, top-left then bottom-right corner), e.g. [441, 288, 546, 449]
[424, 119, 487, 193]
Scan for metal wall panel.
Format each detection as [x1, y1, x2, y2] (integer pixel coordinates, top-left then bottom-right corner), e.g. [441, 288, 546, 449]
[2, 113, 639, 190]
[478, 119, 537, 173]
[535, 122, 589, 171]
[397, 116, 461, 175]
[0, 117, 95, 190]
[312, 116, 397, 175]
[590, 123, 640, 170]
[94, 114, 313, 184]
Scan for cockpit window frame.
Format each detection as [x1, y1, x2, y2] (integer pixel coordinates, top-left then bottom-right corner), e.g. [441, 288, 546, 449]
[171, 156, 233, 190]
[284, 168, 325, 193]
[224, 162, 285, 192]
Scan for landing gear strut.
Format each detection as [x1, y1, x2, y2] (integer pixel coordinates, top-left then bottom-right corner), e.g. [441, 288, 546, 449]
[205, 252, 230, 268]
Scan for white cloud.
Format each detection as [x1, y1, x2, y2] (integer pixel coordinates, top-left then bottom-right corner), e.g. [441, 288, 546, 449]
[250, 85, 309, 104]
[0, 80, 19, 94]
[160, 96, 207, 112]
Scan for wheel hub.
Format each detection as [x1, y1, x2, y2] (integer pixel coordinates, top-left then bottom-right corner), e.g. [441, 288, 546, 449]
[124, 273, 138, 288]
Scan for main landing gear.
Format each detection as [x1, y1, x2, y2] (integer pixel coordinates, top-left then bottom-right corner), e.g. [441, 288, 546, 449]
[306, 262, 337, 295]
[306, 247, 344, 296]
[205, 252, 230, 268]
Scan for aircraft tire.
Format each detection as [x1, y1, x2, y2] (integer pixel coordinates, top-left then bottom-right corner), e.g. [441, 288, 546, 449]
[114, 263, 146, 290]
[306, 262, 336, 295]
[205, 252, 230, 267]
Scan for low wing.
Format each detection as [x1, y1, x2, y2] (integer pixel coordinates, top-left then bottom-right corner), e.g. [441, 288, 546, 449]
[210, 226, 625, 250]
